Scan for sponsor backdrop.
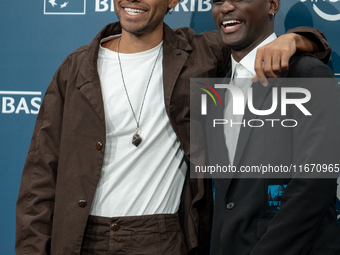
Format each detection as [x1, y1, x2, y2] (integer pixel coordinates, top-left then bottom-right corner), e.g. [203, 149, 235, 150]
[1, 0, 339, 254]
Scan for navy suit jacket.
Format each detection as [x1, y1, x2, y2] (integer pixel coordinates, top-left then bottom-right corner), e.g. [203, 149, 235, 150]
[206, 54, 340, 255]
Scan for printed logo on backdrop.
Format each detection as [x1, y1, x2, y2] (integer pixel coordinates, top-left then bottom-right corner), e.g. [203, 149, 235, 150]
[1, 91, 41, 115]
[301, 0, 340, 21]
[44, 0, 86, 15]
[94, 0, 212, 12]
[44, 0, 212, 14]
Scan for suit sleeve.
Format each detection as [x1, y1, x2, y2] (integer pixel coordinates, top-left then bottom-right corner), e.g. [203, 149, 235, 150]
[15, 68, 65, 255]
[250, 58, 340, 255]
[287, 26, 332, 63]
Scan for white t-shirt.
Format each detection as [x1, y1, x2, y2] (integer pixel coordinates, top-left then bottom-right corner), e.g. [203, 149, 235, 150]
[90, 37, 187, 217]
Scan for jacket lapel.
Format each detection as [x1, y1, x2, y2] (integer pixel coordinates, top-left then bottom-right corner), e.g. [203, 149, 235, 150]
[220, 76, 272, 195]
[213, 70, 234, 192]
[233, 81, 273, 168]
[75, 23, 123, 127]
[162, 24, 192, 115]
[76, 61, 105, 126]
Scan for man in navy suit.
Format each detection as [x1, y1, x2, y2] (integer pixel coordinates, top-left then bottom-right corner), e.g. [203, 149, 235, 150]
[206, 0, 340, 254]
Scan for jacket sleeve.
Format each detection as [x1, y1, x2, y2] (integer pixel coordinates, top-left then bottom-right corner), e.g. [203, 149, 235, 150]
[287, 26, 332, 63]
[15, 70, 65, 255]
[250, 58, 340, 255]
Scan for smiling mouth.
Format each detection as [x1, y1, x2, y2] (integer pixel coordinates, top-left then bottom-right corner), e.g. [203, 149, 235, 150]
[124, 7, 146, 15]
[222, 20, 242, 28]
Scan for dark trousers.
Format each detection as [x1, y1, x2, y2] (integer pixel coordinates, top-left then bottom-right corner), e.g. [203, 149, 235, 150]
[81, 213, 188, 255]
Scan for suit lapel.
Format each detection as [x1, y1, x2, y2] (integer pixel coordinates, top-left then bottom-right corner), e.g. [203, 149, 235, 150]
[219, 78, 272, 195]
[216, 70, 234, 191]
[233, 81, 273, 168]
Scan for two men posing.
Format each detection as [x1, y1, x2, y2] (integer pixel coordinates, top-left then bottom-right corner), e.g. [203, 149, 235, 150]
[16, 0, 339, 254]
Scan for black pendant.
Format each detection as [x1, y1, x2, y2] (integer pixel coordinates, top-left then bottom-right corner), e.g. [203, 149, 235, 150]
[132, 132, 142, 147]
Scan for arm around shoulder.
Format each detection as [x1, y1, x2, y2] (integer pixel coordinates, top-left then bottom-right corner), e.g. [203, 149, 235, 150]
[287, 26, 332, 63]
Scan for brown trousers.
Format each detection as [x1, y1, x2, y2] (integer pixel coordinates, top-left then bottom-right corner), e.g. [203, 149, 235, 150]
[81, 213, 188, 255]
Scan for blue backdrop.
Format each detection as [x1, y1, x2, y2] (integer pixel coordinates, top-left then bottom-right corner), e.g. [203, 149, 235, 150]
[1, 1, 339, 254]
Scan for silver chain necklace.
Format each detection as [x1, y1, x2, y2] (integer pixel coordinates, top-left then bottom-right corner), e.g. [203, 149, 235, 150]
[117, 38, 162, 147]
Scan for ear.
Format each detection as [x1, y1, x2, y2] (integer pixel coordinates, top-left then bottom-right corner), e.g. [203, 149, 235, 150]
[269, 0, 280, 16]
[168, 0, 179, 10]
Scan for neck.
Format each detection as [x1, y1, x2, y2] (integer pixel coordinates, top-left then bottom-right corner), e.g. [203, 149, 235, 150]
[231, 30, 274, 62]
[121, 27, 163, 53]
[104, 22, 164, 54]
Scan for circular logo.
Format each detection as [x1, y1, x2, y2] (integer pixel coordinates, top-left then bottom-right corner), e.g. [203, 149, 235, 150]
[301, 0, 340, 21]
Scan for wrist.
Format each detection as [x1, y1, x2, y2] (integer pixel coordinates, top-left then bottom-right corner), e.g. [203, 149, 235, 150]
[291, 33, 316, 53]
[291, 33, 303, 52]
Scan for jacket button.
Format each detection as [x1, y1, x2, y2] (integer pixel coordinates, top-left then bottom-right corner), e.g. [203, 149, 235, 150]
[78, 200, 87, 208]
[95, 142, 103, 150]
[111, 223, 120, 231]
[226, 202, 234, 210]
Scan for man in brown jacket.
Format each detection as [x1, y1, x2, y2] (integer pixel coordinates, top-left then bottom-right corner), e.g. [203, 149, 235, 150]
[15, 0, 332, 254]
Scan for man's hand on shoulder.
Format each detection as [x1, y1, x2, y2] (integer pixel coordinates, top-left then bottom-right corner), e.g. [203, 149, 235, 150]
[253, 33, 299, 86]
[253, 33, 319, 86]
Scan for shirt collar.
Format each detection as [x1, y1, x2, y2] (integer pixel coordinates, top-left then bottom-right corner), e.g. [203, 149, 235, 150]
[231, 33, 277, 79]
